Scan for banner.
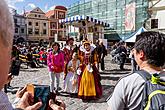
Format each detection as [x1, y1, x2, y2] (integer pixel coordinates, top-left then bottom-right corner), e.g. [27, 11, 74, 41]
[125, 2, 136, 31]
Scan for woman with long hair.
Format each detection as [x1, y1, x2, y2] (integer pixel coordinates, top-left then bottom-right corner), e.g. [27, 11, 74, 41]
[47, 42, 64, 92]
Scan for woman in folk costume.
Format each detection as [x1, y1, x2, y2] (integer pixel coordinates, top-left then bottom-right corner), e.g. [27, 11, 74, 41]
[78, 41, 102, 100]
[47, 42, 64, 92]
[64, 52, 80, 94]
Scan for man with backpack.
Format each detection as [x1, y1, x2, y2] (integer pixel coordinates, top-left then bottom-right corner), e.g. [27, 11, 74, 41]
[107, 31, 165, 110]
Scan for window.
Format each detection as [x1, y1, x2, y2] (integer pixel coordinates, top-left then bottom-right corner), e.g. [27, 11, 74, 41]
[22, 19, 25, 24]
[35, 29, 39, 35]
[38, 15, 41, 17]
[21, 28, 24, 33]
[29, 22, 32, 26]
[35, 14, 37, 17]
[36, 22, 39, 26]
[43, 29, 47, 35]
[15, 28, 18, 33]
[14, 19, 17, 23]
[59, 12, 65, 19]
[51, 31, 57, 36]
[43, 23, 46, 27]
[51, 23, 56, 29]
[52, 24, 55, 28]
[95, 27, 97, 31]
[151, 19, 158, 29]
[28, 28, 33, 34]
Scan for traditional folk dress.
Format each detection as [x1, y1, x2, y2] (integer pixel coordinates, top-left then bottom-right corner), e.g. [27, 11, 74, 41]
[78, 46, 102, 100]
[64, 59, 80, 93]
[63, 45, 74, 78]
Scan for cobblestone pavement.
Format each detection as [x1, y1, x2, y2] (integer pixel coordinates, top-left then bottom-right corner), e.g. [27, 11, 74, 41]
[7, 54, 131, 110]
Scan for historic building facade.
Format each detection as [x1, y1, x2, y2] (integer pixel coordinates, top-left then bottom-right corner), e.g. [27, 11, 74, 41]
[11, 9, 27, 43]
[45, 6, 67, 41]
[25, 7, 49, 42]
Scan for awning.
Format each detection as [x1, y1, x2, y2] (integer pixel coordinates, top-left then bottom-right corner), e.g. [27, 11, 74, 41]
[104, 34, 121, 41]
[125, 27, 147, 42]
[59, 15, 110, 27]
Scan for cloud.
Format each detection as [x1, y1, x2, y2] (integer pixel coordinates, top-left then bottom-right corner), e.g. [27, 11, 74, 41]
[44, 3, 48, 11]
[27, 3, 36, 9]
[8, 4, 16, 9]
[49, 5, 56, 10]
[5, 0, 24, 9]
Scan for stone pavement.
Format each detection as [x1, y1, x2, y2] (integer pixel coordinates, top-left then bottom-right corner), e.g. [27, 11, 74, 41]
[7, 54, 131, 110]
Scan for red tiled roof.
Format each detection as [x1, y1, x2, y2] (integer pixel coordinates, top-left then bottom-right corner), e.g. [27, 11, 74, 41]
[55, 6, 67, 11]
[45, 10, 54, 18]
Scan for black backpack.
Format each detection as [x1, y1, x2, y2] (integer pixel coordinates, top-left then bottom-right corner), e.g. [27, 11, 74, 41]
[136, 70, 165, 110]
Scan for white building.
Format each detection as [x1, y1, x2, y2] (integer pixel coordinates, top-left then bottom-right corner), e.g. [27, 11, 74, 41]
[146, 0, 165, 33]
[12, 9, 27, 43]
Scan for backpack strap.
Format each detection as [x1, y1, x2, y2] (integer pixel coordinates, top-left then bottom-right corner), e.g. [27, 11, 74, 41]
[135, 70, 152, 81]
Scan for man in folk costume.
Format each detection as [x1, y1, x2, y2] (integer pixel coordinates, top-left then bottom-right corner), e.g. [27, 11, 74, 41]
[78, 41, 102, 100]
[63, 38, 75, 79]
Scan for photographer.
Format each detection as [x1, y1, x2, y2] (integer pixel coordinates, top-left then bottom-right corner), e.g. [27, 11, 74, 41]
[0, 0, 66, 110]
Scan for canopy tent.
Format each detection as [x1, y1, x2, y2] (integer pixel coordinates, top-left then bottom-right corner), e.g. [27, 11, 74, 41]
[59, 15, 110, 27]
[125, 27, 147, 42]
[59, 15, 110, 43]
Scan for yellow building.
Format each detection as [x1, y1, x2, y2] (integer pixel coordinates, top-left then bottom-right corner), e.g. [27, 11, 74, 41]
[25, 7, 49, 42]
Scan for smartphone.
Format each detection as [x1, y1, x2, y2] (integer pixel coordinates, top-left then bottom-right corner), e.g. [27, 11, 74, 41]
[27, 84, 50, 110]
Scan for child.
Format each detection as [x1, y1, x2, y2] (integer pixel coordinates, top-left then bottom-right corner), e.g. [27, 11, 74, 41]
[64, 52, 80, 94]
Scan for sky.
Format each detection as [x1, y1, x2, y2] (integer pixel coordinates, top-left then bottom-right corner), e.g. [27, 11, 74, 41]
[5, 0, 80, 14]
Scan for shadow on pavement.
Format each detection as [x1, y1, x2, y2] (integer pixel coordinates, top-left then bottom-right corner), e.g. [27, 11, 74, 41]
[105, 69, 131, 72]
[20, 69, 39, 72]
[57, 93, 71, 97]
[58, 85, 115, 104]
[87, 85, 115, 103]
[101, 76, 120, 81]
[100, 71, 130, 75]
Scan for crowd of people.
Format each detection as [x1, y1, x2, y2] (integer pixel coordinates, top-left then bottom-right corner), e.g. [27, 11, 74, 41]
[0, 1, 107, 107]
[46, 38, 104, 100]
[0, 0, 165, 110]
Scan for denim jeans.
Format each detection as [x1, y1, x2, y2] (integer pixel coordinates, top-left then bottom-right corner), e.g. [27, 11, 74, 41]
[49, 71, 60, 92]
